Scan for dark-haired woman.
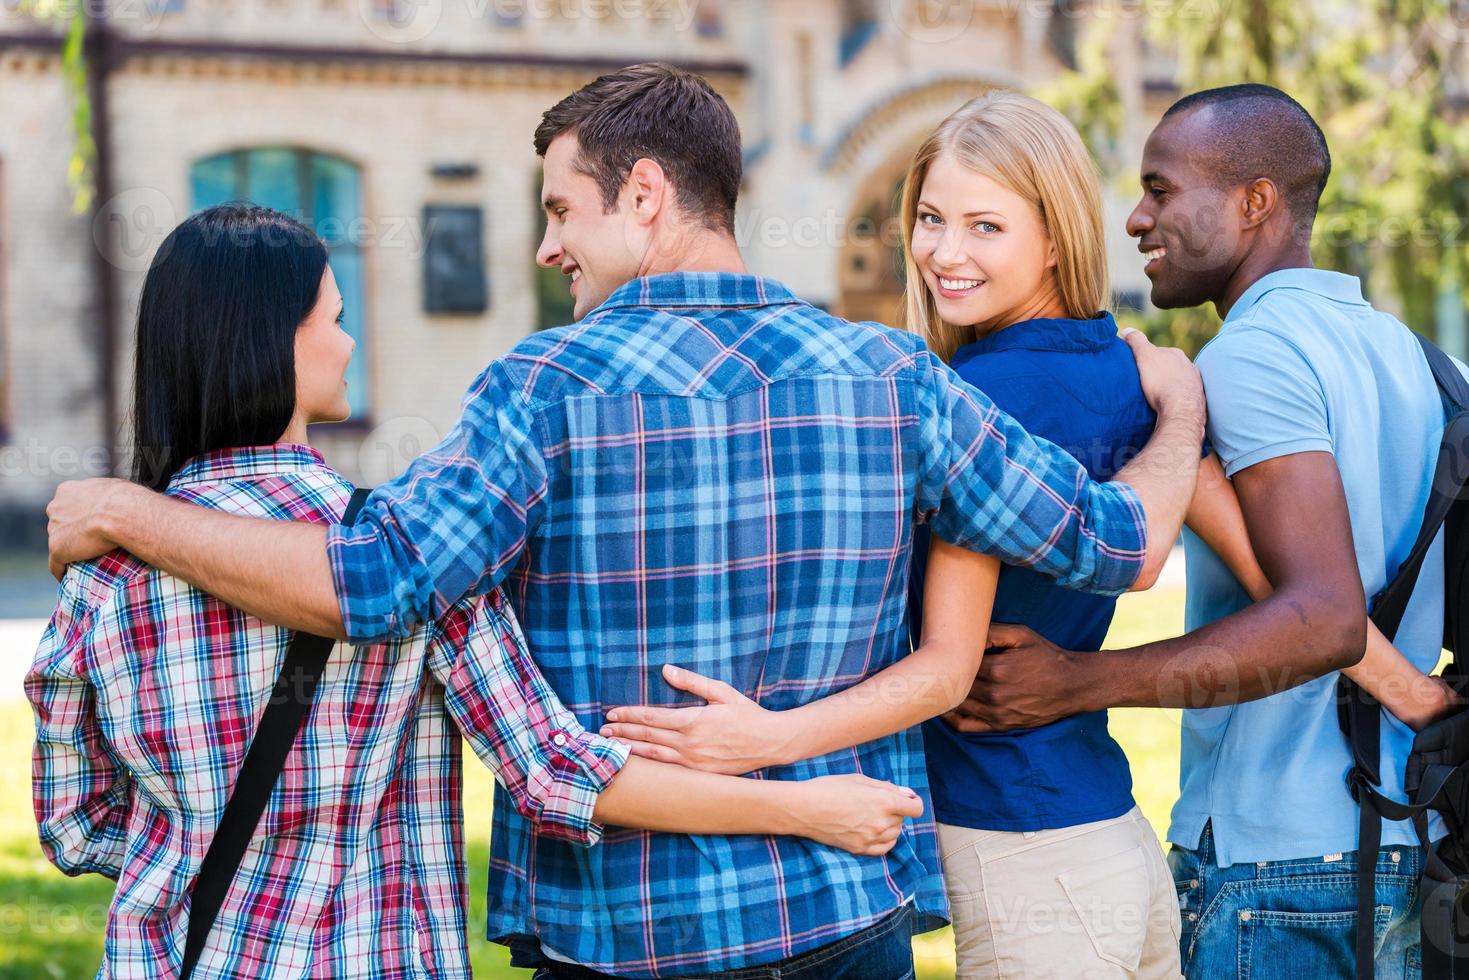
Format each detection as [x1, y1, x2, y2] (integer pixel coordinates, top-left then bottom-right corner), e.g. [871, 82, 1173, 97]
[26, 204, 923, 979]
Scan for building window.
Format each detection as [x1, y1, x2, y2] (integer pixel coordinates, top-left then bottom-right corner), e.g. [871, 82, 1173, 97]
[694, 0, 724, 37]
[191, 148, 371, 418]
[839, 0, 879, 66]
[423, 205, 488, 315]
[796, 32, 815, 145]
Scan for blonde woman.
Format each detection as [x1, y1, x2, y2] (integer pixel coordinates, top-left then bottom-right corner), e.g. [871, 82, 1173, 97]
[890, 89, 1184, 980]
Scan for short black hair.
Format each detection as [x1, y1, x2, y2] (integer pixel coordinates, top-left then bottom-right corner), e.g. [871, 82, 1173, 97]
[534, 62, 742, 235]
[1163, 84, 1331, 232]
[131, 204, 328, 490]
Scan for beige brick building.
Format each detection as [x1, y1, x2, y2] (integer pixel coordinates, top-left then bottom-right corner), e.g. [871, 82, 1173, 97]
[0, 0, 1173, 547]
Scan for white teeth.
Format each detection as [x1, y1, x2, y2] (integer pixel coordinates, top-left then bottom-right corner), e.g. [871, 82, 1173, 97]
[939, 277, 982, 290]
[1144, 248, 1167, 262]
[569, 270, 581, 282]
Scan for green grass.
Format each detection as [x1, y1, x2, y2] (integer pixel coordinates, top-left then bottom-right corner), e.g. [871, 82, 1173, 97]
[1106, 587, 1188, 838]
[0, 585, 1185, 978]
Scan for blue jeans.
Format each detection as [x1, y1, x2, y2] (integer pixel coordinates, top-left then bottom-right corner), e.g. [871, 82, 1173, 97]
[1168, 822, 1424, 979]
[531, 904, 914, 980]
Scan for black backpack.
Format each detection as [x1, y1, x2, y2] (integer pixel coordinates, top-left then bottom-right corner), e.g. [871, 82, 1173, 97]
[1340, 334, 1469, 980]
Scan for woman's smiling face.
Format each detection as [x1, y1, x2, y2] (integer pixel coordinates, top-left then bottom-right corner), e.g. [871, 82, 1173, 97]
[910, 151, 1062, 335]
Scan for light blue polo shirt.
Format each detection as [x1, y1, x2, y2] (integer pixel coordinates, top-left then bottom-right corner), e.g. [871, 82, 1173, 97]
[1168, 268, 1468, 868]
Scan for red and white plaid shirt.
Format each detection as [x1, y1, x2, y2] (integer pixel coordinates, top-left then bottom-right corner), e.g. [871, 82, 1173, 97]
[26, 445, 629, 979]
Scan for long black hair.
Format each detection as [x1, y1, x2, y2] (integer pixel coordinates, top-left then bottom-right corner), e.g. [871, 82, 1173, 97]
[131, 203, 329, 491]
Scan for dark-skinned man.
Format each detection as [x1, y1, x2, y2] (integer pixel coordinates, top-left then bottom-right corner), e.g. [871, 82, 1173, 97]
[945, 84, 1469, 978]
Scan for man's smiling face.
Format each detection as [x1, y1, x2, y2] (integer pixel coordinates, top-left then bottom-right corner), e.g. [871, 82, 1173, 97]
[1126, 108, 1246, 310]
[535, 133, 644, 321]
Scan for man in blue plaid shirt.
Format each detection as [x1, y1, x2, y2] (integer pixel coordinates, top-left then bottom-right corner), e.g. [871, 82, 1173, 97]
[50, 64, 1206, 979]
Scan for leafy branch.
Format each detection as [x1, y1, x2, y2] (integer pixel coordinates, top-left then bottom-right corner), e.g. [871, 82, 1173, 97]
[22, 1, 93, 212]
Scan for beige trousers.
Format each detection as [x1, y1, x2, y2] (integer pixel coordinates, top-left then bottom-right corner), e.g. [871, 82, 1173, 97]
[937, 807, 1183, 980]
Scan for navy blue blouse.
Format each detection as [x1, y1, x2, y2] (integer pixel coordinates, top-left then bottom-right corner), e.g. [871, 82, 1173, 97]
[910, 312, 1157, 832]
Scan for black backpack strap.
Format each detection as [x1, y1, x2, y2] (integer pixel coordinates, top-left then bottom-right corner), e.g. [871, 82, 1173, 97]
[179, 486, 372, 980]
[1346, 682, 1385, 980]
[1344, 335, 1468, 980]
[1367, 410, 1469, 642]
[1415, 333, 1469, 413]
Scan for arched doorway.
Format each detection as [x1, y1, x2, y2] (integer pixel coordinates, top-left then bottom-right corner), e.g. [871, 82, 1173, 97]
[834, 148, 913, 327]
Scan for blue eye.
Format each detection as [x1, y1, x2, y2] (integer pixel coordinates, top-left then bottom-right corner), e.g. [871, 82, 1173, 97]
[976, 221, 999, 234]
[919, 213, 942, 226]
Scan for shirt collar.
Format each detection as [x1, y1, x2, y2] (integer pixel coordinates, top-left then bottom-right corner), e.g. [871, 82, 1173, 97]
[950, 312, 1118, 369]
[591, 272, 804, 313]
[168, 444, 327, 490]
[1225, 268, 1367, 324]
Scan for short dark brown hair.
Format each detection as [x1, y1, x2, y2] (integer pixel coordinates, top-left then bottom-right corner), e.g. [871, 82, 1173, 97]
[534, 62, 742, 235]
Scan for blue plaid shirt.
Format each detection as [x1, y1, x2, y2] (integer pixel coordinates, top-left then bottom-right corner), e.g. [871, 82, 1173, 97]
[327, 272, 1147, 977]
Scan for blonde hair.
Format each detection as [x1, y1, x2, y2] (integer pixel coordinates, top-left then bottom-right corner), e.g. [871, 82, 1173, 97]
[900, 90, 1109, 362]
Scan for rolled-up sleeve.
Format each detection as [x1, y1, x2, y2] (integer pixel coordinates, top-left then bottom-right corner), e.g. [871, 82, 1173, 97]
[425, 589, 628, 847]
[913, 348, 1147, 595]
[25, 579, 131, 879]
[327, 359, 550, 643]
